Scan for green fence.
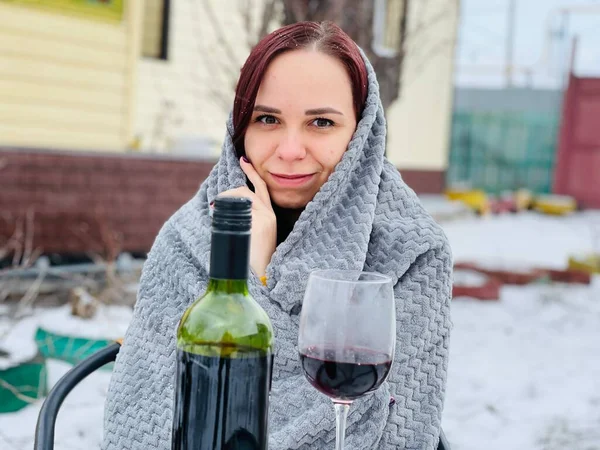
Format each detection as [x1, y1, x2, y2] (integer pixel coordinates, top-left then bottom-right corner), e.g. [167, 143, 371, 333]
[34, 327, 114, 370]
[447, 112, 560, 195]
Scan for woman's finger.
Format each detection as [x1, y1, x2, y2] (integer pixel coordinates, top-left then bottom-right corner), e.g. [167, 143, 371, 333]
[217, 186, 252, 197]
[240, 157, 271, 207]
[216, 187, 261, 209]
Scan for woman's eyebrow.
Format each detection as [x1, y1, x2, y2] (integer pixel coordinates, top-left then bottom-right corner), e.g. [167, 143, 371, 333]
[254, 105, 281, 114]
[305, 107, 343, 115]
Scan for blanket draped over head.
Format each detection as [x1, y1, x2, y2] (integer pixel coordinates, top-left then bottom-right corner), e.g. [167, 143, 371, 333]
[102, 51, 453, 450]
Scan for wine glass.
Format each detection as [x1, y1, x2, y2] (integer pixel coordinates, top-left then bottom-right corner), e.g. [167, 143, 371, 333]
[298, 269, 396, 450]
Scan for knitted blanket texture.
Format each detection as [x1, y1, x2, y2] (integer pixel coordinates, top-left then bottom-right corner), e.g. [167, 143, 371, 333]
[102, 51, 453, 450]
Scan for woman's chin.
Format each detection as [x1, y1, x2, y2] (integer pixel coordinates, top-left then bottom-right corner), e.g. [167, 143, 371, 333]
[271, 193, 310, 210]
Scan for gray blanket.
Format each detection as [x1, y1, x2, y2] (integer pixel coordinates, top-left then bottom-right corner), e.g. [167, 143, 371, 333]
[102, 51, 453, 449]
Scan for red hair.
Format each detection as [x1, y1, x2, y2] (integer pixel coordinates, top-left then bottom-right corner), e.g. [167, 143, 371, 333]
[232, 21, 368, 156]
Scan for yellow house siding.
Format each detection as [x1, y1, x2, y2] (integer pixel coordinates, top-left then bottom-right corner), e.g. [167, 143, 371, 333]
[386, 0, 459, 171]
[0, 1, 142, 152]
[123, 0, 143, 152]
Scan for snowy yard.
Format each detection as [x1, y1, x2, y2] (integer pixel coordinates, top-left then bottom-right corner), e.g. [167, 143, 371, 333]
[442, 212, 600, 450]
[1, 210, 599, 450]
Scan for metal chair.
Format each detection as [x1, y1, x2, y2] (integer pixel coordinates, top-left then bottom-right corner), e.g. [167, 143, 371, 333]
[34, 341, 121, 450]
[438, 428, 451, 450]
[34, 342, 451, 449]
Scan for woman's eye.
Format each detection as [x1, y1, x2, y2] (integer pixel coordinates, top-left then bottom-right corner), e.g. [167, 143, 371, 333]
[257, 115, 278, 125]
[312, 118, 334, 128]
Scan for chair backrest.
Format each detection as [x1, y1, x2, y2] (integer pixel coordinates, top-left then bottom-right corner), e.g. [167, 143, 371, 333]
[438, 428, 451, 450]
[34, 341, 451, 450]
[34, 342, 121, 450]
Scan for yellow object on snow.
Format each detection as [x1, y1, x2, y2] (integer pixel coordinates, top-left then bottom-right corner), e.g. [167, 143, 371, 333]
[568, 254, 600, 274]
[533, 195, 577, 216]
[445, 189, 490, 215]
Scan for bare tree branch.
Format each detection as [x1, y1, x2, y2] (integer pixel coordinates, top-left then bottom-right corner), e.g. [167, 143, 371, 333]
[258, 0, 280, 41]
[10, 216, 24, 268]
[192, 3, 239, 83]
[404, 40, 455, 88]
[279, 0, 458, 112]
[189, 0, 454, 117]
[200, 0, 246, 81]
[283, 0, 343, 23]
[403, 2, 456, 47]
[1, 209, 41, 273]
[280, 0, 405, 110]
[240, 0, 255, 49]
[189, 0, 282, 115]
[189, 2, 243, 115]
[21, 208, 37, 268]
[0, 211, 43, 342]
[13, 268, 45, 319]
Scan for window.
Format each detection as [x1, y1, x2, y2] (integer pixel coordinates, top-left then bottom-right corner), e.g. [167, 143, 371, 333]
[141, 0, 170, 60]
[372, 0, 406, 58]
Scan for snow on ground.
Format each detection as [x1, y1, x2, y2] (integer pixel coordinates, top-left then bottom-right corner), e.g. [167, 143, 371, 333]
[0, 304, 131, 449]
[443, 210, 600, 270]
[1, 209, 600, 449]
[445, 281, 600, 450]
[0, 359, 111, 450]
[443, 210, 600, 450]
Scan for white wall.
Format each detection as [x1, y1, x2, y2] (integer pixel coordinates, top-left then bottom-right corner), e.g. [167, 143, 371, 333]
[386, 0, 459, 171]
[134, 0, 280, 157]
[135, 0, 459, 170]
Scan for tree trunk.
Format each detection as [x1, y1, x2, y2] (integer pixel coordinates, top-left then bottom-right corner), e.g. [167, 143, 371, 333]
[281, 0, 409, 112]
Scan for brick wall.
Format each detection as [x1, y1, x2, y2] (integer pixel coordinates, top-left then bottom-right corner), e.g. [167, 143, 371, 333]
[0, 148, 445, 265]
[0, 148, 215, 261]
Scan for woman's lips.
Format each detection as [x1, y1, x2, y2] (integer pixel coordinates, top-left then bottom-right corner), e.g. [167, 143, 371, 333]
[270, 173, 316, 187]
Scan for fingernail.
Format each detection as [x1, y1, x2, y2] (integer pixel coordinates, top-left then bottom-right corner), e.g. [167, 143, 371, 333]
[242, 156, 250, 163]
[389, 396, 396, 406]
[209, 201, 214, 207]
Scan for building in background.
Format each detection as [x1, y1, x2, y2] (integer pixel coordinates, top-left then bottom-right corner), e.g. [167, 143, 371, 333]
[446, 1, 599, 203]
[133, 0, 280, 158]
[0, 0, 460, 260]
[0, 0, 460, 176]
[134, 0, 460, 189]
[385, 0, 459, 192]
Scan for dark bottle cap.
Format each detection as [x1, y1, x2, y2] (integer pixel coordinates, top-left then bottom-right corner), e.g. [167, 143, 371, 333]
[212, 197, 252, 233]
[210, 197, 252, 280]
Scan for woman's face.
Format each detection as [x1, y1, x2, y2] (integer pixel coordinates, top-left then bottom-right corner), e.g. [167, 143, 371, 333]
[244, 49, 358, 209]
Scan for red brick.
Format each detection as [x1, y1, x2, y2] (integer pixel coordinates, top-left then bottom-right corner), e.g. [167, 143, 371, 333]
[1, 149, 215, 256]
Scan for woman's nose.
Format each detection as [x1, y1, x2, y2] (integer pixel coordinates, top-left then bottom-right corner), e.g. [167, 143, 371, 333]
[275, 132, 306, 161]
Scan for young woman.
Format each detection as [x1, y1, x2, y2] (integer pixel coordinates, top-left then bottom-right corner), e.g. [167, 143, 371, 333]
[102, 21, 453, 450]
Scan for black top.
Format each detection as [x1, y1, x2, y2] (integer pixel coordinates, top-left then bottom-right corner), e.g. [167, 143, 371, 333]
[271, 202, 304, 246]
[245, 178, 303, 246]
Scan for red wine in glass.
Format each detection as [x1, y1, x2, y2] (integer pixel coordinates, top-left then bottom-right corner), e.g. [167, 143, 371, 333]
[299, 347, 392, 402]
[298, 270, 396, 449]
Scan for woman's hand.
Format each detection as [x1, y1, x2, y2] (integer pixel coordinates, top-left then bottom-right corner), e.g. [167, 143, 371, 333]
[216, 157, 277, 278]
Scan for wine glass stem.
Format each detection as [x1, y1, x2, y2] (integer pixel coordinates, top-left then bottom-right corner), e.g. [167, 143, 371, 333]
[334, 402, 350, 450]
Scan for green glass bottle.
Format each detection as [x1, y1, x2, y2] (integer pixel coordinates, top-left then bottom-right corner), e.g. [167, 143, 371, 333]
[171, 197, 274, 450]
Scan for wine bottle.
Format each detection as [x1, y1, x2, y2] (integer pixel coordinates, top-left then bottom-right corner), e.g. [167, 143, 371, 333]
[171, 196, 274, 450]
